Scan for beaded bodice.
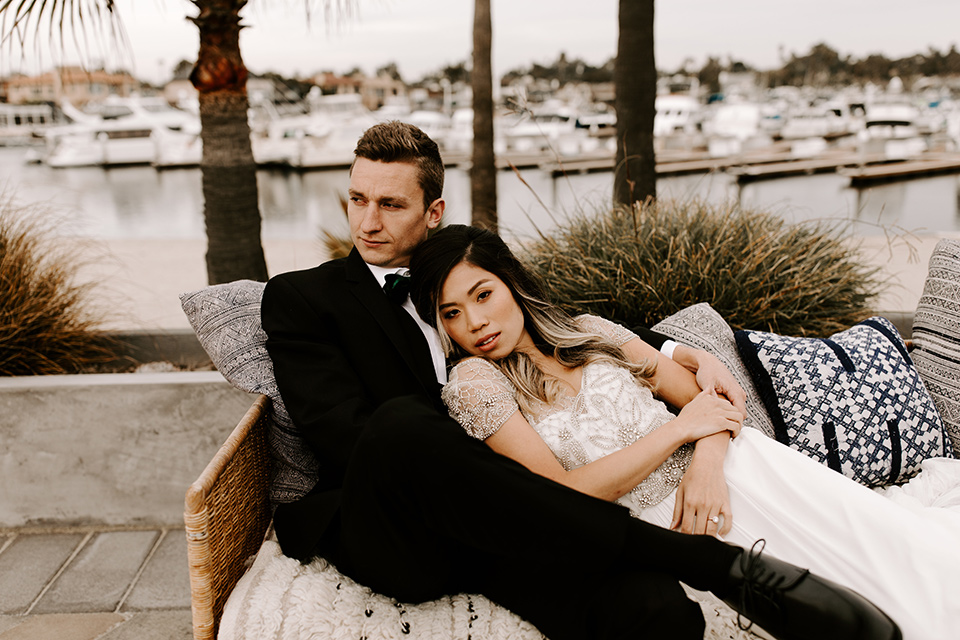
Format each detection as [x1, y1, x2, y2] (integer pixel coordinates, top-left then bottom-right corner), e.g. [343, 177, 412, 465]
[442, 316, 693, 510]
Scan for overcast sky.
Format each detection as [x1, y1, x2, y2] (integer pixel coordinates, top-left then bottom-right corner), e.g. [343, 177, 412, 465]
[4, 0, 960, 84]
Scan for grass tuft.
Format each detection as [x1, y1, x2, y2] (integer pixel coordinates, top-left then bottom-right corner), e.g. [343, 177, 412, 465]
[0, 194, 114, 376]
[521, 198, 884, 337]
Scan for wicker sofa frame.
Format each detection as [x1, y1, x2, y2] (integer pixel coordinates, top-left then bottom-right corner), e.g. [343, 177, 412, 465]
[184, 394, 274, 640]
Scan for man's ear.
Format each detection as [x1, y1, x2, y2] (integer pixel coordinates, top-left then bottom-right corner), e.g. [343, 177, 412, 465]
[426, 198, 445, 229]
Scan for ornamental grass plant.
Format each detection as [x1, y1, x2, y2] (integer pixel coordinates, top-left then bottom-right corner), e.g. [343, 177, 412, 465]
[521, 198, 884, 337]
[0, 194, 113, 375]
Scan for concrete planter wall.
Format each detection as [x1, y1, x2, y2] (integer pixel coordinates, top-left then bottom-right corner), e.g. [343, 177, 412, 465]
[0, 371, 252, 528]
[0, 315, 916, 531]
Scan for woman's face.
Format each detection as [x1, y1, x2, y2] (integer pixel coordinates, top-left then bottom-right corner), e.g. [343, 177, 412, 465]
[438, 261, 535, 360]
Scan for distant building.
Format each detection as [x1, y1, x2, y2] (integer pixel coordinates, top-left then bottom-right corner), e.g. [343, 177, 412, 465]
[5, 67, 140, 106]
[358, 74, 406, 110]
[308, 72, 406, 111]
[408, 81, 471, 113]
[309, 72, 363, 97]
[163, 76, 278, 108]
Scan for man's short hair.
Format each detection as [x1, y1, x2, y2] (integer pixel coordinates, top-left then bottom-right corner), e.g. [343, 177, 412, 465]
[352, 121, 444, 211]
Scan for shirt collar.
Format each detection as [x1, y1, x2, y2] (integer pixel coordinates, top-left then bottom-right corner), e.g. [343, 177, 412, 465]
[366, 263, 409, 290]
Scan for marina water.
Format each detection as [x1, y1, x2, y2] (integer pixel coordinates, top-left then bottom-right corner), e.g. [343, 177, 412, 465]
[3, 147, 959, 243]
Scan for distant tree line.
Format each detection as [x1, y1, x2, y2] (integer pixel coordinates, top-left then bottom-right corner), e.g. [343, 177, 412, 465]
[495, 42, 960, 94]
[501, 52, 616, 86]
[165, 40, 960, 105]
[764, 42, 960, 88]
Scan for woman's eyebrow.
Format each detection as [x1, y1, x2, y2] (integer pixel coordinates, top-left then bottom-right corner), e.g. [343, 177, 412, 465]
[438, 279, 491, 309]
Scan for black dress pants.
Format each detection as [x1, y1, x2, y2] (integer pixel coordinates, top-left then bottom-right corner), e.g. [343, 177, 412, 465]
[325, 395, 730, 640]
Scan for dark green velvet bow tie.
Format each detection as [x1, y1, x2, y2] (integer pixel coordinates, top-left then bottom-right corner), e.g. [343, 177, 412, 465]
[383, 272, 412, 304]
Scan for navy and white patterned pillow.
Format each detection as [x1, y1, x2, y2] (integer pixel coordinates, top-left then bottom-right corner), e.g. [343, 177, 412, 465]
[735, 317, 952, 487]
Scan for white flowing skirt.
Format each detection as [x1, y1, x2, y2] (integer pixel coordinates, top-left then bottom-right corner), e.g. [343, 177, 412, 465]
[638, 428, 960, 640]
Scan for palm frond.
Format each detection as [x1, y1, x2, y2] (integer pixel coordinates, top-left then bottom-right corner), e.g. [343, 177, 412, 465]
[0, 0, 129, 71]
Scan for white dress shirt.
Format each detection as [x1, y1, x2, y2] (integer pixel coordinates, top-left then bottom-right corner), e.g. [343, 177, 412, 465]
[366, 264, 448, 384]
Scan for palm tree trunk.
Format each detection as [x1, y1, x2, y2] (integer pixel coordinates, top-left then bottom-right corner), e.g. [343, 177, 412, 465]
[190, 0, 269, 284]
[470, 0, 498, 232]
[613, 0, 657, 207]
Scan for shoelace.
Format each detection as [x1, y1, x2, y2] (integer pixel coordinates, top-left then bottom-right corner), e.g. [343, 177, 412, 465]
[735, 539, 809, 631]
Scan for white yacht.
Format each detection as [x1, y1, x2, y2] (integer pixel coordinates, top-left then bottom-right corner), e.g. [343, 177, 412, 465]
[860, 103, 927, 159]
[701, 102, 772, 157]
[654, 94, 700, 137]
[250, 93, 378, 169]
[0, 104, 58, 147]
[41, 96, 200, 168]
[499, 100, 610, 156]
[654, 94, 703, 152]
[780, 105, 853, 140]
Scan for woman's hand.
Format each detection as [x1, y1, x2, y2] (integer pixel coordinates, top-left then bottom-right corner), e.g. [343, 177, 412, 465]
[671, 434, 733, 536]
[671, 389, 743, 442]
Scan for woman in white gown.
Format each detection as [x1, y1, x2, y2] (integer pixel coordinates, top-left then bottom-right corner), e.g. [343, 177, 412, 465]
[408, 225, 960, 640]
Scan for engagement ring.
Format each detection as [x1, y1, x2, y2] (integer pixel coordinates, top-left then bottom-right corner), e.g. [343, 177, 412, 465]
[710, 516, 720, 524]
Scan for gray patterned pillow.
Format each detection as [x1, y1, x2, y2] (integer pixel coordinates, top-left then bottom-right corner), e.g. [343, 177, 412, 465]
[179, 280, 319, 503]
[913, 239, 960, 456]
[652, 303, 776, 439]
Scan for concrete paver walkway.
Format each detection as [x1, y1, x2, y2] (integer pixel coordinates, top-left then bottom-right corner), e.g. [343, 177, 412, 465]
[0, 527, 192, 640]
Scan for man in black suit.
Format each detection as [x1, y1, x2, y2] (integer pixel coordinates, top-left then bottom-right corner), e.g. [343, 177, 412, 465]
[261, 121, 899, 640]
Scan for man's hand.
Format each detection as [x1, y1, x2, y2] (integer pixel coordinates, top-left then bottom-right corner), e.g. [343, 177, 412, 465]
[672, 346, 747, 419]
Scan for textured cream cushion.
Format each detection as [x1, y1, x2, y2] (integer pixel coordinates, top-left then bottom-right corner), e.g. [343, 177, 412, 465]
[912, 238, 960, 456]
[217, 539, 761, 640]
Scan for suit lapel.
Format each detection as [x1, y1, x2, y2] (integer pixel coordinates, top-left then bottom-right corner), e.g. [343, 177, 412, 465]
[345, 249, 440, 395]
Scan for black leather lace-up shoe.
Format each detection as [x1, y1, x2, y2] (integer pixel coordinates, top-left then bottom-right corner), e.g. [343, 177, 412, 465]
[722, 540, 902, 640]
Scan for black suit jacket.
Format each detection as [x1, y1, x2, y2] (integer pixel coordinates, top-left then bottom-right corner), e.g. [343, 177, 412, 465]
[261, 248, 673, 560]
[261, 248, 445, 559]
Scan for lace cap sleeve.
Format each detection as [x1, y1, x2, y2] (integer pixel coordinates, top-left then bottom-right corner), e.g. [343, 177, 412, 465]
[441, 358, 520, 440]
[575, 314, 638, 346]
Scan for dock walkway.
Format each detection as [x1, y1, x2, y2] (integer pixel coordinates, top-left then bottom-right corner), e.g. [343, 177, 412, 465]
[842, 156, 960, 186]
[727, 154, 874, 183]
[535, 148, 960, 184]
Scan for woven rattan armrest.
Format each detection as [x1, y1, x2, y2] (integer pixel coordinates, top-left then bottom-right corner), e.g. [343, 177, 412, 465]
[185, 394, 274, 640]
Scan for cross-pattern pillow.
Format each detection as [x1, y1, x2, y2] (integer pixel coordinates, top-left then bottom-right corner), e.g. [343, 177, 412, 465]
[912, 238, 960, 456]
[735, 317, 952, 487]
[180, 280, 318, 504]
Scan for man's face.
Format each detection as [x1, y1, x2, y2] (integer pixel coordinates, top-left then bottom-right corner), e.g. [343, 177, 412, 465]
[347, 157, 444, 268]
